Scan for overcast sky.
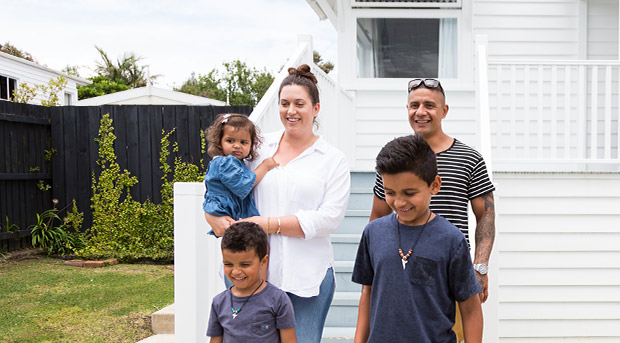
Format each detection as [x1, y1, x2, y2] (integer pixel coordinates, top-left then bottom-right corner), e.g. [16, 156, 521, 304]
[2, 0, 337, 89]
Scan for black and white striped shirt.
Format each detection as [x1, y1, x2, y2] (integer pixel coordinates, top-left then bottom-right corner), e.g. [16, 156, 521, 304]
[373, 139, 495, 244]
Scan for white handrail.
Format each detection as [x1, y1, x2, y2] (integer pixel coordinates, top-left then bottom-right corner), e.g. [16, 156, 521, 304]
[249, 35, 312, 131]
[249, 35, 355, 165]
[489, 60, 620, 66]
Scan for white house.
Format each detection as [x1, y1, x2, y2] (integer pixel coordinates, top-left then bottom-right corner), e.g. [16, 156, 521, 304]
[76, 84, 226, 106]
[172, 1, 620, 342]
[0, 51, 90, 106]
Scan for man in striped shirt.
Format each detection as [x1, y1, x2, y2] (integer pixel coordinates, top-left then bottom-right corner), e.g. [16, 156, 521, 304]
[370, 79, 496, 303]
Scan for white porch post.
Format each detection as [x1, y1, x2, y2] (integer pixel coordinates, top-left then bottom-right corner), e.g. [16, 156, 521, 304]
[297, 33, 314, 64]
[174, 182, 224, 343]
[475, 34, 499, 342]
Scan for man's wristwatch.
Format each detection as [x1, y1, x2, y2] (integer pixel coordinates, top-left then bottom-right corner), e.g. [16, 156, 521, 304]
[473, 263, 488, 275]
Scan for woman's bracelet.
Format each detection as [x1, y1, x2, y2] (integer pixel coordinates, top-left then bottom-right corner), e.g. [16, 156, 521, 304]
[275, 217, 281, 235]
[266, 217, 271, 235]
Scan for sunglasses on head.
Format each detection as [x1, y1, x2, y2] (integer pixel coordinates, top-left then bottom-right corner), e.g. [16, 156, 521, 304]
[407, 78, 445, 95]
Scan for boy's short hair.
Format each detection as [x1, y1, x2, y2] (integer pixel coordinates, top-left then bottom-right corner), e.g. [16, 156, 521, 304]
[221, 222, 268, 260]
[375, 134, 437, 186]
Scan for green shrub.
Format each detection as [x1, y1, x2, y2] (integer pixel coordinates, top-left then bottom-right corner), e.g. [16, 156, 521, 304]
[30, 199, 85, 255]
[2, 216, 19, 232]
[79, 114, 205, 262]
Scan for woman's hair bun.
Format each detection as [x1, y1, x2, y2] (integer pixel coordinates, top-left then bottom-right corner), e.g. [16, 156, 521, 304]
[287, 64, 317, 84]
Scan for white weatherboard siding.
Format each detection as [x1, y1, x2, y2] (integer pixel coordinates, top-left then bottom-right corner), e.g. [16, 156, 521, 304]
[473, 0, 581, 60]
[494, 172, 620, 342]
[587, 0, 619, 60]
[0, 52, 88, 105]
[353, 88, 479, 171]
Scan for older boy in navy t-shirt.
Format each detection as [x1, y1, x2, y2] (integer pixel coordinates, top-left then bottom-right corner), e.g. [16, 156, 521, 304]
[352, 135, 483, 343]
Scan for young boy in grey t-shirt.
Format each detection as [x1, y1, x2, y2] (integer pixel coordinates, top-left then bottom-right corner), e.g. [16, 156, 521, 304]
[207, 222, 296, 342]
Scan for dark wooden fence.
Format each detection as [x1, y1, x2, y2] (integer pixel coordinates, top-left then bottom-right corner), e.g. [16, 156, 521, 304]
[0, 101, 252, 252]
[0, 101, 53, 251]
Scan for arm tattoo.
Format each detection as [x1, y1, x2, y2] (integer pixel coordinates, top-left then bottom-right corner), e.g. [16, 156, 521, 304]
[475, 191, 495, 264]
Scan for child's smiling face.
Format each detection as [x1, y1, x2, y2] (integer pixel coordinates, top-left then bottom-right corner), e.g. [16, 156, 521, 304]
[222, 248, 267, 294]
[221, 125, 252, 160]
[383, 171, 441, 226]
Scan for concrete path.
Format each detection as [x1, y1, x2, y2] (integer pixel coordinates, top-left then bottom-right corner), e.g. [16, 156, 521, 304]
[136, 334, 174, 343]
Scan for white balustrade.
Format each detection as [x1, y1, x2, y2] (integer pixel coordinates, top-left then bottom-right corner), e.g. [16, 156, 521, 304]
[483, 59, 620, 171]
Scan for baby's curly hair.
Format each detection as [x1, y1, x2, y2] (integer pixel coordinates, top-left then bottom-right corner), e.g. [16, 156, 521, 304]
[205, 113, 261, 161]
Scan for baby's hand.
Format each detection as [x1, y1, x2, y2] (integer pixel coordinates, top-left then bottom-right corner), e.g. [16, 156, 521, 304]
[261, 157, 279, 170]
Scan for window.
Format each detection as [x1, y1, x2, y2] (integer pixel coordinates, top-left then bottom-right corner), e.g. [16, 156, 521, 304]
[64, 92, 73, 106]
[0, 75, 17, 100]
[356, 18, 457, 78]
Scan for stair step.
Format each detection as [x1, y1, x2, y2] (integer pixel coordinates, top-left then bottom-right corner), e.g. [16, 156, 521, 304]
[334, 260, 354, 270]
[345, 209, 370, 217]
[151, 304, 174, 334]
[323, 326, 356, 340]
[332, 291, 361, 306]
[337, 213, 369, 234]
[332, 233, 362, 243]
[326, 291, 361, 328]
[334, 260, 360, 292]
[332, 234, 362, 261]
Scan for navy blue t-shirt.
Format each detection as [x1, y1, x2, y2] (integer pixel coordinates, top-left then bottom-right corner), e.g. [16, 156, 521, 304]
[352, 213, 481, 343]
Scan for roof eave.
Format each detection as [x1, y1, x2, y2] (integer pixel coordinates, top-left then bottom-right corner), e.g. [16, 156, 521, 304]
[0, 51, 91, 85]
[306, 0, 338, 28]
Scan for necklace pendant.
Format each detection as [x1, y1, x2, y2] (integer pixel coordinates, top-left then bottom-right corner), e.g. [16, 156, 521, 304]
[401, 258, 408, 270]
[232, 310, 238, 319]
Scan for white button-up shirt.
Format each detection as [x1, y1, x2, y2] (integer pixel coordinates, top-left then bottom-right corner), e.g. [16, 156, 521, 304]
[248, 131, 351, 297]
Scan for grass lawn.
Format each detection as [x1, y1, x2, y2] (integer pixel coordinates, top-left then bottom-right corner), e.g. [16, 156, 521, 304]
[0, 255, 174, 343]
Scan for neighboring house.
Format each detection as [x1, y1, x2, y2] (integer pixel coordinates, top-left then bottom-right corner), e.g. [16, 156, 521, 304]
[173, 1, 620, 343]
[76, 84, 226, 106]
[0, 51, 90, 106]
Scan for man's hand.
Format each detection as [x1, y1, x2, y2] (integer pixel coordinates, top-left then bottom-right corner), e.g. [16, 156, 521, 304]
[476, 273, 488, 303]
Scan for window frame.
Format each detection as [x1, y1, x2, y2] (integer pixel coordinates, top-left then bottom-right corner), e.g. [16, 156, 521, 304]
[352, 0, 462, 9]
[355, 17, 455, 79]
[64, 92, 74, 106]
[345, 5, 473, 90]
[0, 74, 18, 101]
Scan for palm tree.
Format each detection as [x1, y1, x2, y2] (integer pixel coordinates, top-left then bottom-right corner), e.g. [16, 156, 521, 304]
[94, 46, 159, 88]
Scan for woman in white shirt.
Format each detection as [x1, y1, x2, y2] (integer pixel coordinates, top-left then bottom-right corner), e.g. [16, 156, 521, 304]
[207, 64, 351, 342]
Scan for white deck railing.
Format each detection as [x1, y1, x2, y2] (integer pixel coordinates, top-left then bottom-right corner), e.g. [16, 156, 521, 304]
[476, 37, 620, 172]
[250, 35, 355, 165]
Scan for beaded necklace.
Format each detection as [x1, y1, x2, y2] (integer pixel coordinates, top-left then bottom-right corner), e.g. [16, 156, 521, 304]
[397, 211, 432, 270]
[230, 279, 264, 319]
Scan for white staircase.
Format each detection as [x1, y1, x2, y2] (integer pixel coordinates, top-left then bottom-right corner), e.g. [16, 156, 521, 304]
[323, 172, 374, 341]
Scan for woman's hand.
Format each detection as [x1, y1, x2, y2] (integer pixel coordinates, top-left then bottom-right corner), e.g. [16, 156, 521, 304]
[237, 216, 268, 235]
[204, 212, 234, 237]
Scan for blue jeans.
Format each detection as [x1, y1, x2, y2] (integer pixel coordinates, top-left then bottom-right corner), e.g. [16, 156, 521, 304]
[287, 267, 335, 343]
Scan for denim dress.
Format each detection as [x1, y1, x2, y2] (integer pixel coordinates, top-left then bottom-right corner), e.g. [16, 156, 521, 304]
[203, 155, 260, 236]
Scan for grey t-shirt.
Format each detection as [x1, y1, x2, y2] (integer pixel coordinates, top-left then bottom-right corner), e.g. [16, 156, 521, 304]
[207, 282, 296, 342]
[352, 213, 482, 343]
